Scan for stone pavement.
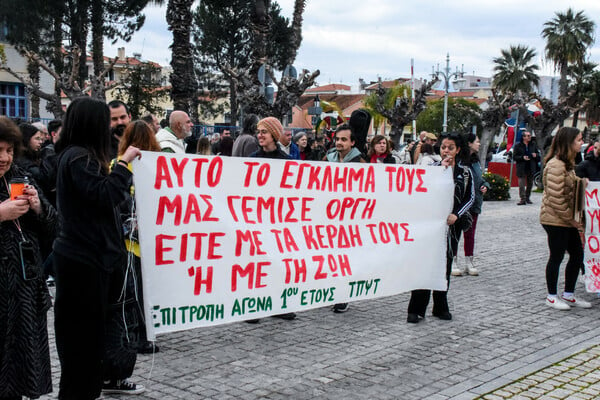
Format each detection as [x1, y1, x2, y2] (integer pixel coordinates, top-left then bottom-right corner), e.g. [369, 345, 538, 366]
[40, 188, 600, 400]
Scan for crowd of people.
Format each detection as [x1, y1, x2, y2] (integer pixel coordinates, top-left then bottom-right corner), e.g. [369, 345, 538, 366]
[0, 99, 594, 399]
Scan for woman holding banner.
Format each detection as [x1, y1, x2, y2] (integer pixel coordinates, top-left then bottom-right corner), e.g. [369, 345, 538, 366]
[452, 133, 490, 276]
[540, 127, 591, 311]
[110, 120, 161, 355]
[53, 97, 142, 399]
[407, 132, 474, 323]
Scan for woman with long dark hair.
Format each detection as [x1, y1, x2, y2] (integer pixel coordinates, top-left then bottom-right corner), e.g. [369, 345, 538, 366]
[15, 123, 45, 184]
[53, 97, 142, 399]
[407, 132, 474, 323]
[452, 133, 490, 276]
[540, 127, 591, 311]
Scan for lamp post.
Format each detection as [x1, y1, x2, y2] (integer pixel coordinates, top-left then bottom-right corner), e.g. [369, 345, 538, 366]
[308, 94, 322, 132]
[432, 53, 464, 133]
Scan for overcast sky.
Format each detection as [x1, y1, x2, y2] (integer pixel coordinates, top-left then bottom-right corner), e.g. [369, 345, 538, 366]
[105, 1, 600, 89]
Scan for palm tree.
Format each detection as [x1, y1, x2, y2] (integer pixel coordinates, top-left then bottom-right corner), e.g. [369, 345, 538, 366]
[167, 0, 198, 117]
[542, 8, 596, 99]
[565, 61, 597, 126]
[492, 45, 540, 95]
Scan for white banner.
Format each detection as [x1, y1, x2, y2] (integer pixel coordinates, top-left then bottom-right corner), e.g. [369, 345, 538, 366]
[584, 182, 600, 292]
[133, 152, 454, 339]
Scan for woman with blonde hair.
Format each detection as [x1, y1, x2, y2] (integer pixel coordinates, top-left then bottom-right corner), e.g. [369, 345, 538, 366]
[112, 120, 160, 356]
[540, 127, 591, 310]
[196, 136, 211, 155]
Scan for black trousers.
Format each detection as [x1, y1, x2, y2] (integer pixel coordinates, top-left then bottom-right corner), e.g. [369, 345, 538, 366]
[542, 224, 582, 295]
[408, 225, 459, 316]
[54, 254, 108, 400]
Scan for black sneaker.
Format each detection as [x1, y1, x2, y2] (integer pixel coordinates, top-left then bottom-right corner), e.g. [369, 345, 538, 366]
[138, 341, 159, 354]
[102, 379, 145, 395]
[332, 303, 349, 313]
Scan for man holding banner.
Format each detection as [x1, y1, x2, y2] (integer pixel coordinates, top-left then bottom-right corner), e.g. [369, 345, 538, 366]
[325, 123, 365, 313]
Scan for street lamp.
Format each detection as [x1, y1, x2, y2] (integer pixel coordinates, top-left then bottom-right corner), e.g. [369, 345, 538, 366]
[432, 53, 464, 133]
[308, 94, 322, 132]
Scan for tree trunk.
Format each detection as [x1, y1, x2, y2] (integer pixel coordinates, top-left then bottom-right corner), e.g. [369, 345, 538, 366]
[27, 58, 40, 119]
[389, 124, 404, 149]
[571, 110, 579, 128]
[69, 1, 90, 88]
[479, 126, 497, 167]
[90, 0, 106, 100]
[229, 80, 238, 125]
[167, 0, 197, 116]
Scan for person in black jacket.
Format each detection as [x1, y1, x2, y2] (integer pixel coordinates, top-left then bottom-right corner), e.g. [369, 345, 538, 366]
[53, 97, 143, 399]
[576, 140, 600, 181]
[249, 117, 291, 160]
[15, 123, 45, 185]
[407, 132, 475, 323]
[513, 131, 540, 205]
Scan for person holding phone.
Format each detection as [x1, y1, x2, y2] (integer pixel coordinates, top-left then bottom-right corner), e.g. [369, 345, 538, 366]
[0, 116, 56, 400]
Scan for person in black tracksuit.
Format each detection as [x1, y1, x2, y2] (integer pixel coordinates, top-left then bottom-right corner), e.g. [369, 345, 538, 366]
[53, 97, 143, 399]
[407, 133, 475, 323]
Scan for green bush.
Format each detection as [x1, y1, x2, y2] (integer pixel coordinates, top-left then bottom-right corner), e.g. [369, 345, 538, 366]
[482, 172, 510, 201]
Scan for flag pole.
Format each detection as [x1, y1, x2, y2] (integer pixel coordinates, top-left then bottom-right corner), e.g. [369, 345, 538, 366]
[508, 108, 518, 188]
[411, 58, 416, 140]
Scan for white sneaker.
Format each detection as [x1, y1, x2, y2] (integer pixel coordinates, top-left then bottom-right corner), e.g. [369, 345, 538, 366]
[561, 295, 592, 309]
[450, 256, 464, 276]
[545, 297, 571, 310]
[465, 256, 479, 276]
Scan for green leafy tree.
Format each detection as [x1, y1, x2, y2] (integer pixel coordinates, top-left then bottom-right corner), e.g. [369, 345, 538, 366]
[218, 0, 319, 121]
[365, 80, 437, 148]
[0, 0, 152, 117]
[542, 8, 595, 99]
[564, 61, 597, 127]
[363, 83, 411, 134]
[194, 0, 307, 124]
[167, 0, 198, 118]
[576, 70, 600, 128]
[492, 45, 540, 95]
[194, 0, 253, 124]
[114, 63, 168, 119]
[416, 97, 482, 135]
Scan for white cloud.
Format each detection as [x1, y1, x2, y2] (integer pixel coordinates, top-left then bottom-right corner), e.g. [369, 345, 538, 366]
[105, 0, 600, 86]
